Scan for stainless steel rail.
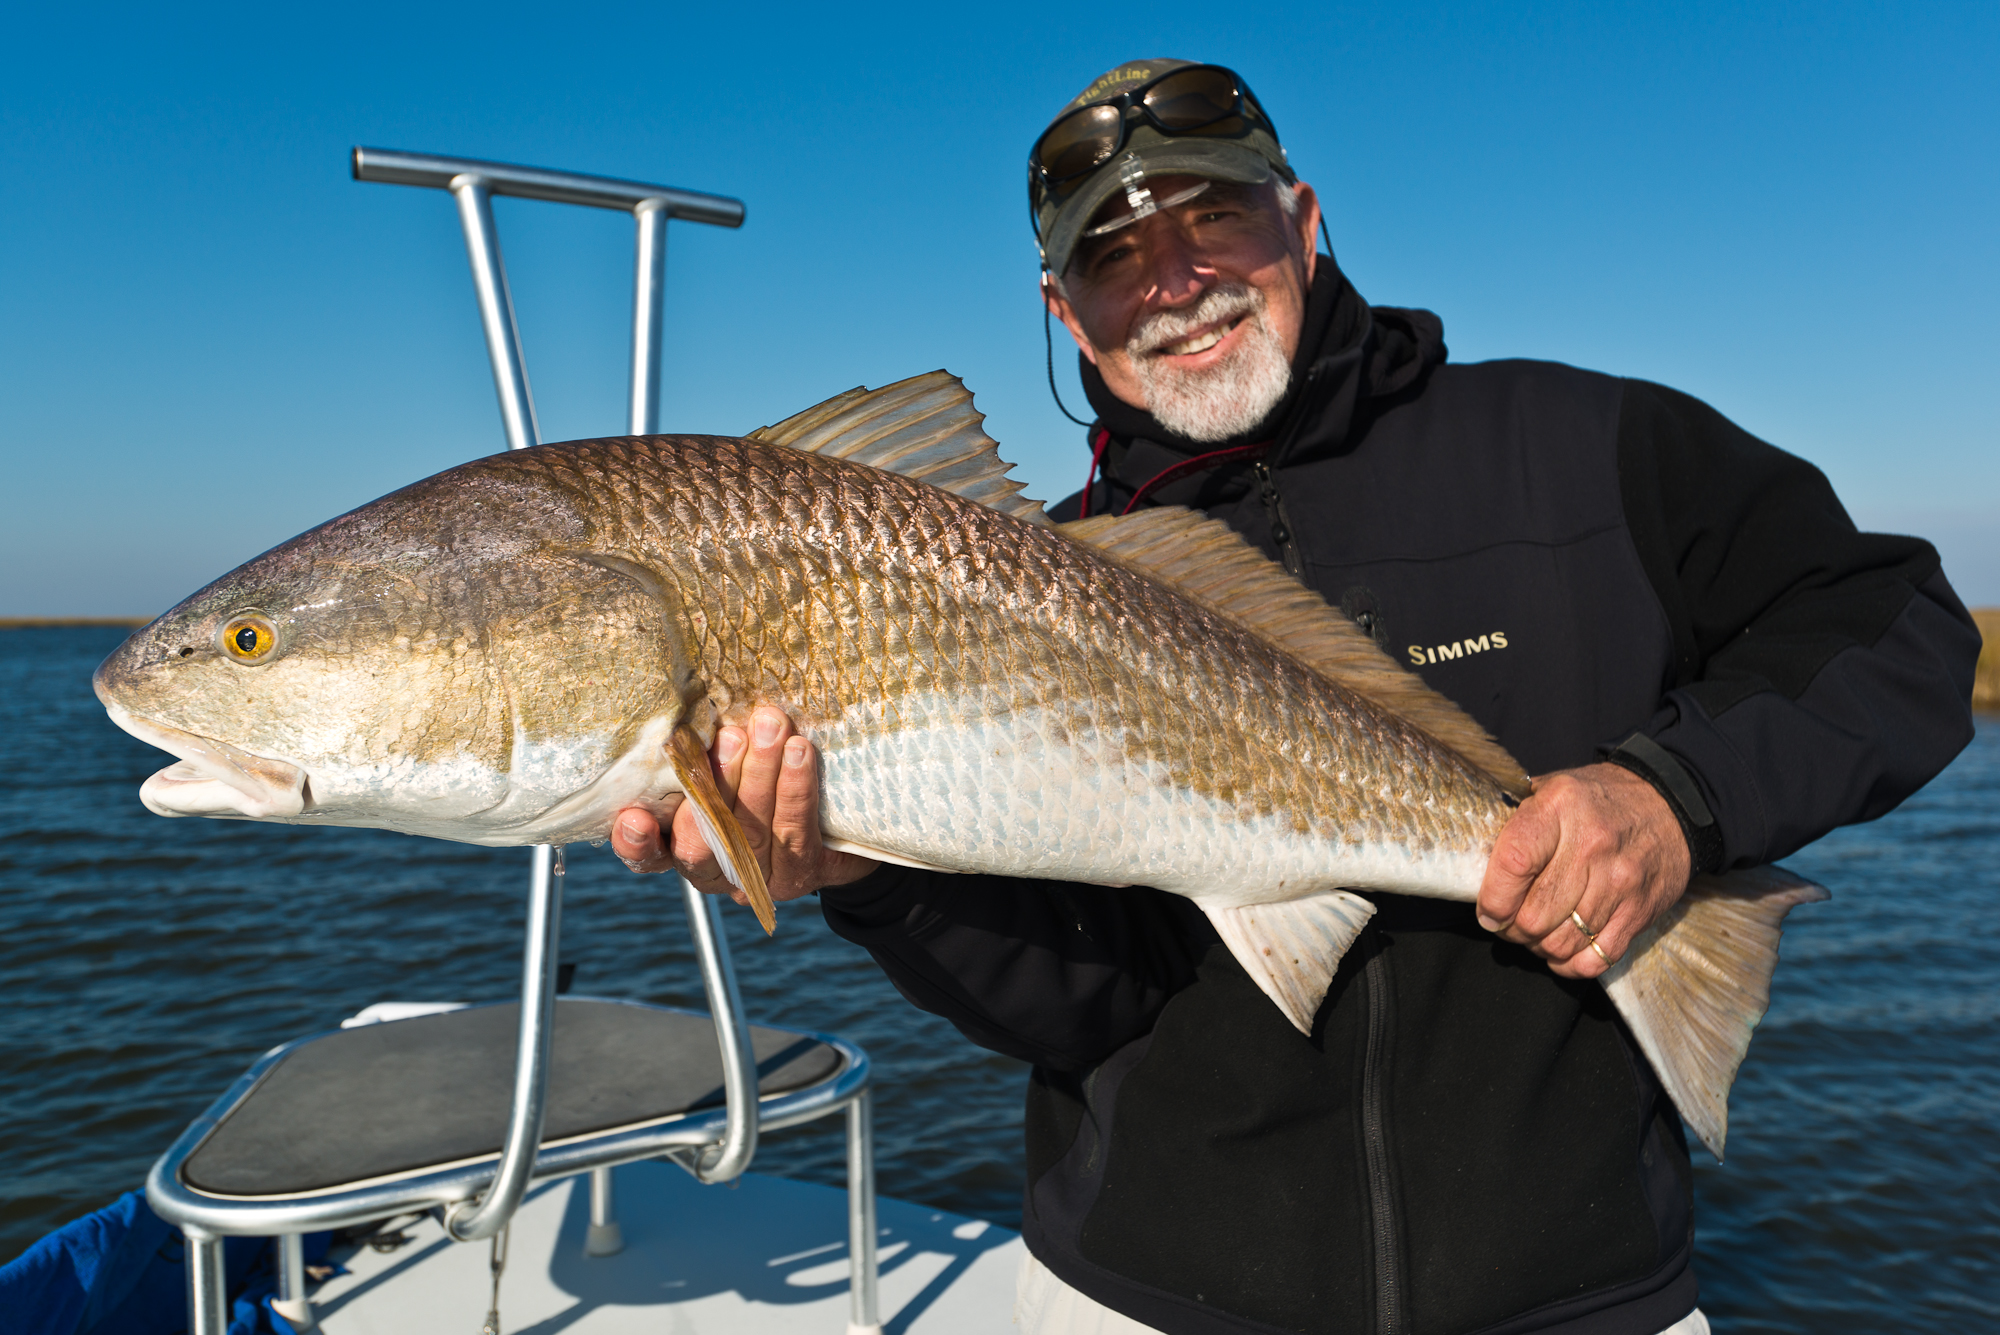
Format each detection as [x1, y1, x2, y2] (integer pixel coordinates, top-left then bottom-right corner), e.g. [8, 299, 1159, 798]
[846, 1088, 882, 1333]
[352, 148, 745, 225]
[145, 1008, 870, 1235]
[630, 200, 671, 435]
[449, 175, 540, 451]
[445, 845, 564, 1242]
[153, 1013, 875, 1335]
[271, 1232, 309, 1329]
[585, 1165, 622, 1257]
[351, 148, 754, 1249]
[351, 145, 745, 447]
[184, 1226, 226, 1335]
[683, 879, 761, 1182]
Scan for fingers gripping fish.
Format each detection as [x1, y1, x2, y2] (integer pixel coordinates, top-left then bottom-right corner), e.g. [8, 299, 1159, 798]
[93, 371, 1827, 1159]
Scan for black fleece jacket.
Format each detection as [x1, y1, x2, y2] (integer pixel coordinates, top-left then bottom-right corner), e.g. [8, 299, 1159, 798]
[820, 263, 1980, 1335]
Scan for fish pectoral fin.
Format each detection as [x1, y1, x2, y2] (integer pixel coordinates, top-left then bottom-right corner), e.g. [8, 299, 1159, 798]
[1203, 891, 1378, 1035]
[1600, 867, 1830, 1162]
[667, 725, 778, 935]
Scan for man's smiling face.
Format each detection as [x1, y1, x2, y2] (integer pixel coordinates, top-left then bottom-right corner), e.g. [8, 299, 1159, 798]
[1047, 174, 1321, 440]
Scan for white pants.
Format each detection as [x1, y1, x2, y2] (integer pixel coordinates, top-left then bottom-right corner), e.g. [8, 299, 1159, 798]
[1013, 1250, 1711, 1335]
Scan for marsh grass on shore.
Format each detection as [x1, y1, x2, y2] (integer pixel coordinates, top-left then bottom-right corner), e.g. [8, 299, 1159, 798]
[1973, 609, 2000, 713]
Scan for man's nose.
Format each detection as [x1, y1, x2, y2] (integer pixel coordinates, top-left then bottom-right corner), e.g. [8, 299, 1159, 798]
[1139, 225, 1215, 307]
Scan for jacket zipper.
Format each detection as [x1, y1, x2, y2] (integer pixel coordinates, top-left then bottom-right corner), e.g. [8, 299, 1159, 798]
[1362, 934, 1405, 1335]
[1253, 460, 1304, 576]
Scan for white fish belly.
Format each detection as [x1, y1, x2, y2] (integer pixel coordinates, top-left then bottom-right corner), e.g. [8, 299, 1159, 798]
[274, 717, 682, 847]
[816, 697, 1489, 905]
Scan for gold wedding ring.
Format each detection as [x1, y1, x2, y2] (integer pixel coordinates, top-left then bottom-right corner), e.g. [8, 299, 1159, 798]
[1569, 909, 1610, 965]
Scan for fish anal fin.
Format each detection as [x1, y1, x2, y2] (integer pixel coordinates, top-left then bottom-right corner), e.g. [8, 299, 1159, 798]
[1601, 866, 1830, 1161]
[747, 371, 1050, 526]
[666, 725, 777, 934]
[1060, 508, 1530, 798]
[1204, 891, 1378, 1034]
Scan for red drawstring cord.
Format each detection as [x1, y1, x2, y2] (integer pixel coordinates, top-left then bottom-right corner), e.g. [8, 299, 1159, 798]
[1080, 429, 1270, 519]
[1078, 428, 1112, 519]
[1119, 440, 1270, 515]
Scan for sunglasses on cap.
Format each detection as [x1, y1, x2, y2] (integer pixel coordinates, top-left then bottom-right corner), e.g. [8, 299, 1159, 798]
[1029, 64, 1279, 192]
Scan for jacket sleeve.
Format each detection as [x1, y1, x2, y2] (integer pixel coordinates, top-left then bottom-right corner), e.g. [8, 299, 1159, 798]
[1614, 380, 1981, 870]
[816, 865, 1213, 1071]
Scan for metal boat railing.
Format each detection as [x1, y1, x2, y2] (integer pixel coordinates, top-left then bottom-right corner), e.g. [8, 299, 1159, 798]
[348, 146, 746, 453]
[144, 1008, 872, 1237]
[348, 144, 753, 1241]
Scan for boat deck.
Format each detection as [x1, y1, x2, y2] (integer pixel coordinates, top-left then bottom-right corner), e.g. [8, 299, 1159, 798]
[309, 1161, 1023, 1333]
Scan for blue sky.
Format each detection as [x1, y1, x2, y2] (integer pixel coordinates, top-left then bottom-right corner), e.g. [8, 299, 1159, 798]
[3, 1, 1995, 615]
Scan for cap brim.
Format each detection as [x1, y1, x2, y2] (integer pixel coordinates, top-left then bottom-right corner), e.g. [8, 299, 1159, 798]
[1044, 140, 1274, 278]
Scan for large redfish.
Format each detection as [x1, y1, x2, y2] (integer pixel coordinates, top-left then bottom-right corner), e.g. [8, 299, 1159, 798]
[93, 372, 1825, 1158]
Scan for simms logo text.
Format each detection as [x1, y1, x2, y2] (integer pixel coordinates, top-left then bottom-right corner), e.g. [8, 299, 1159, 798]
[1408, 632, 1508, 666]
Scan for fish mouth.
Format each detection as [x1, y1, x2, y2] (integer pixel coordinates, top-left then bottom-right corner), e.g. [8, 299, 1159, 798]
[103, 704, 310, 819]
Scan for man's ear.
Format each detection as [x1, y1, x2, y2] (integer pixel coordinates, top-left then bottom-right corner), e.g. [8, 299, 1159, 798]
[1291, 181, 1322, 285]
[1042, 272, 1102, 367]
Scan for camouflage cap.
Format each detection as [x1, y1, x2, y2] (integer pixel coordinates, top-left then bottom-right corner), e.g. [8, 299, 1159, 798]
[1030, 58, 1291, 278]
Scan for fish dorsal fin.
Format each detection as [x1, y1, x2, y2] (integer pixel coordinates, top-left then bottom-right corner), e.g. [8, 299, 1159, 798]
[748, 370, 1050, 527]
[1062, 507, 1531, 797]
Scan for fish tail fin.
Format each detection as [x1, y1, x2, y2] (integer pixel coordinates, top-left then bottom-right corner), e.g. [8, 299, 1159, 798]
[1203, 891, 1379, 1033]
[1601, 867, 1829, 1161]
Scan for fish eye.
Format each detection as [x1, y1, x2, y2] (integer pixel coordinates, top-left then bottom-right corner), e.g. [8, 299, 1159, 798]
[218, 614, 279, 664]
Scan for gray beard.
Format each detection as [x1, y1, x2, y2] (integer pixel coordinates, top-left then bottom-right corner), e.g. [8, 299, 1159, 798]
[1128, 285, 1292, 443]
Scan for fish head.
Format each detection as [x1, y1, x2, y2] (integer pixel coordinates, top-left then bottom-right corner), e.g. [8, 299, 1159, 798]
[94, 459, 692, 842]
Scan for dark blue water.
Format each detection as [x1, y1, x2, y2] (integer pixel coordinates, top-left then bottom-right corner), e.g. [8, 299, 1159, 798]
[2, 626, 1994, 1329]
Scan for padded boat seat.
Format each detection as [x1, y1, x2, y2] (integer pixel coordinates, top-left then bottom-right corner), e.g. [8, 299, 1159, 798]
[180, 999, 843, 1198]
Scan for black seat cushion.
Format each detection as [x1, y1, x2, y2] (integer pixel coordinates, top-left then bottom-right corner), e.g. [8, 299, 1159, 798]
[181, 999, 842, 1197]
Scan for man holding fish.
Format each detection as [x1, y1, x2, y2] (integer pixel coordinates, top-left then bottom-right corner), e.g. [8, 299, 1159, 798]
[92, 54, 1979, 1335]
[609, 59, 1980, 1335]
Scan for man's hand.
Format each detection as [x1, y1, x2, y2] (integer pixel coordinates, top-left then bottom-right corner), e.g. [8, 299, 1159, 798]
[1476, 763, 1692, 980]
[611, 706, 879, 901]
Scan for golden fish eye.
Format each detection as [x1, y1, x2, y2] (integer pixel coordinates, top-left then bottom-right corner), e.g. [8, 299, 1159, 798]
[219, 614, 277, 663]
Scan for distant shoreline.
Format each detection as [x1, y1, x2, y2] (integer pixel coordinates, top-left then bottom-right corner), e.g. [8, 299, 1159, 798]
[1975, 608, 2000, 714]
[0, 617, 149, 628]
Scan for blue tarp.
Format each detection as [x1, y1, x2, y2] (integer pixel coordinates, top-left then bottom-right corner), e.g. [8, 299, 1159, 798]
[0, 1191, 332, 1335]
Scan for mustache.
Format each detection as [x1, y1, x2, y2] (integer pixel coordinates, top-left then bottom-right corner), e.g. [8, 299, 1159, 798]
[1128, 285, 1265, 357]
